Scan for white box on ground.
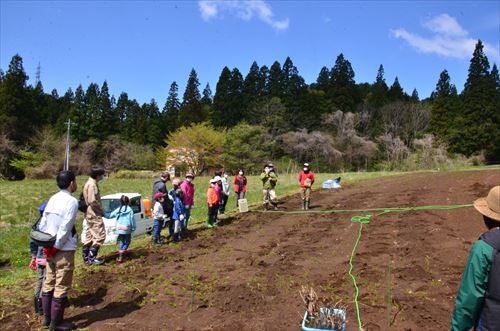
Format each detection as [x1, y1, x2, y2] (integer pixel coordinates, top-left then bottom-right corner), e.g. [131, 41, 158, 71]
[238, 199, 249, 213]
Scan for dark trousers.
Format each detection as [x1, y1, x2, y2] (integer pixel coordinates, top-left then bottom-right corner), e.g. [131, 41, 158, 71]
[207, 205, 218, 224]
[219, 194, 229, 214]
[235, 192, 245, 207]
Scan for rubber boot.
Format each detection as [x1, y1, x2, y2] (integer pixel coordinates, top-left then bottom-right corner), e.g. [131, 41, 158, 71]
[88, 246, 104, 265]
[264, 203, 269, 211]
[301, 200, 305, 210]
[34, 296, 40, 314]
[117, 250, 124, 263]
[272, 202, 279, 210]
[49, 297, 73, 331]
[41, 291, 53, 327]
[82, 245, 90, 265]
[34, 296, 43, 315]
[305, 201, 310, 210]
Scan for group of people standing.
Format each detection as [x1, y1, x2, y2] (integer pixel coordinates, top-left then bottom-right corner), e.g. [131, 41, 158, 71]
[260, 162, 315, 211]
[27, 163, 315, 330]
[150, 172, 195, 245]
[205, 170, 247, 227]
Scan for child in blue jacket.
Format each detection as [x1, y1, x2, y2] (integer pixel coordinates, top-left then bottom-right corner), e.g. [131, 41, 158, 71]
[109, 195, 136, 263]
[172, 189, 185, 242]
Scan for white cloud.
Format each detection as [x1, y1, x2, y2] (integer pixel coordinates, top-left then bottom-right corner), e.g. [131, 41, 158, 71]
[391, 14, 499, 60]
[198, 0, 289, 31]
[423, 14, 467, 38]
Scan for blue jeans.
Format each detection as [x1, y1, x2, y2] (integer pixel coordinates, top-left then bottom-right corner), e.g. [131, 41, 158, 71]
[184, 205, 192, 229]
[153, 219, 164, 239]
[118, 234, 132, 251]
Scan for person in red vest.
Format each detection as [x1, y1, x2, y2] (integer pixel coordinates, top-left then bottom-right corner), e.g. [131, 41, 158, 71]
[234, 169, 247, 208]
[298, 163, 315, 210]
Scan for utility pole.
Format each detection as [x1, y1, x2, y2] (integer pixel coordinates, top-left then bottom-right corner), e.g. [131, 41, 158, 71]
[64, 119, 71, 171]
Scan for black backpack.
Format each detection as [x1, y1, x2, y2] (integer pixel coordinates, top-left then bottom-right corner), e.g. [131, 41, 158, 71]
[78, 192, 88, 213]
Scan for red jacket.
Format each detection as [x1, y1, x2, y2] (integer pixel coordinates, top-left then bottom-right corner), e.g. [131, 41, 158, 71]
[299, 171, 315, 188]
[207, 186, 219, 206]
[234, 175, 247, 193]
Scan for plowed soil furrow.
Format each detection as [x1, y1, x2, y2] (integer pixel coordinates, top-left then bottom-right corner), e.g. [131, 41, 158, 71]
[1, 169, 499, 331]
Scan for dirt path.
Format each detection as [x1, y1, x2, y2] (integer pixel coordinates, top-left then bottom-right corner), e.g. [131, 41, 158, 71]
[1, 170, 499, 330]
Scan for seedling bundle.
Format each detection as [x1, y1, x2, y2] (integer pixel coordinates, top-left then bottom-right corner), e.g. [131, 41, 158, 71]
[300, 286, 347, 331]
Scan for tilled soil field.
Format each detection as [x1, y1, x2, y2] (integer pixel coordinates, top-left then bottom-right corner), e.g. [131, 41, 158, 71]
[2, 170, 499, 330]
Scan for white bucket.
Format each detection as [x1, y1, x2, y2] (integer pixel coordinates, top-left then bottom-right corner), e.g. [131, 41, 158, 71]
[238, 199, 249, 213]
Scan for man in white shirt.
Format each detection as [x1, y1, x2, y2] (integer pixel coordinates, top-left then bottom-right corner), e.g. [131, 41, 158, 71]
[39, 170, 78, 331]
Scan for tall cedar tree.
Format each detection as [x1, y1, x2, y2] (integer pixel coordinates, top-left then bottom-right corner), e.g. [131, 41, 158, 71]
[242, 61, 263, 120]
[30, 81, 47, 129]
[282, 57, 305, 99]
[143, 99, 161, 145]
[228, 68, 244, 126]
[53, 88, 74, 135]
[388, 77, 406, 102]
[315, 66, 331, 92]
[115, 93, 130, 140]
[410, 88, 419, 103]
[368, 64, 389, 108]
[70, 85, 88, 143]
[0, 54, 34, 143]
[428, 70, 458, 142]
[454, 40, 498, 158]
[268, 61, 283, 98]
[163, 81, 181, 136]
[212, 67, 232, 127]
[179, 68, 205, 126]
[281, 57, 306, 128]
[258, 65, 270, 97]
[124, 99, 143, 144]
[99, 81, 118, 138]
[330, 53, 358, 112]
[85, 83, 101, 140]
[201, 83, 213, 106]
[486, 63, 500, 160]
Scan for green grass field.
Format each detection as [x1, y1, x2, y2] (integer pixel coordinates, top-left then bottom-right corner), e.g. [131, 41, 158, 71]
[0, 166, 488, 286]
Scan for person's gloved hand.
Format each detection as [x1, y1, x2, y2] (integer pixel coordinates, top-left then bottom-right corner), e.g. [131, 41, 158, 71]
[43, 247, 59, 259]
[180, 214, 185, 221]
[29, 257, 37, 270]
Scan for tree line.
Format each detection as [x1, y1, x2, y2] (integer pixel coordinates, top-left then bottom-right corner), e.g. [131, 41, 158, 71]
[0, 40, 498, 179]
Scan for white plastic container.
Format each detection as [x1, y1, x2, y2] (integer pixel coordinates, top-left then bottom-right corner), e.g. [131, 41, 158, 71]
[238, 199, 249, 213]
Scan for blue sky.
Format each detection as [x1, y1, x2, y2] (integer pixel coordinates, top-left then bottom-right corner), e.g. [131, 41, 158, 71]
[1, 1, 498, 106]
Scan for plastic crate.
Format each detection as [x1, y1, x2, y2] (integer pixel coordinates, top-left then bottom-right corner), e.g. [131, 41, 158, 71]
[301, 308, 346, 331]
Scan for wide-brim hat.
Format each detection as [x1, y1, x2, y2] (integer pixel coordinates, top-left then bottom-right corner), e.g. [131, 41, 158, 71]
[212, 176, 222, 182]
[474, 186, 500, 221]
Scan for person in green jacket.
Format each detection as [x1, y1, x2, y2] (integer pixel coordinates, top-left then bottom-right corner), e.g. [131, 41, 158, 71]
[450, 185, 500, 331]
[260, 163, 278, 210]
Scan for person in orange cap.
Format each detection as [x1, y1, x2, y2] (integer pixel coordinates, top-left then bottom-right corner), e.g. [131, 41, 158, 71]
[451, 186, 500, 331]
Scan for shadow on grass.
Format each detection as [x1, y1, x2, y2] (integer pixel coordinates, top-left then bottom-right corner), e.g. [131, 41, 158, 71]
[68, 292, 147, 328]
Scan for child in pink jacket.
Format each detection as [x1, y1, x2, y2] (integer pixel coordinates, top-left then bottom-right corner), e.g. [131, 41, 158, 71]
[179, 173, 195, 231]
